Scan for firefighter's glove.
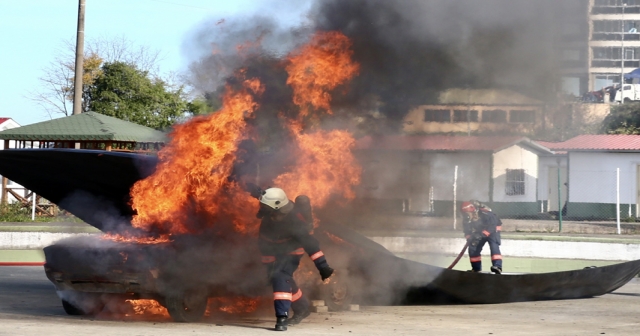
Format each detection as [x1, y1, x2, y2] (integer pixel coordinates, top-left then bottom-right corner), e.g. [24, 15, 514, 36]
[319, 266, 334, 281]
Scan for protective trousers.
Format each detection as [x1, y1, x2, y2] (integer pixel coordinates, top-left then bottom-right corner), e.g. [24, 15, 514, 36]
[269, 255, 310, 317]
[468, 233, 502, 272]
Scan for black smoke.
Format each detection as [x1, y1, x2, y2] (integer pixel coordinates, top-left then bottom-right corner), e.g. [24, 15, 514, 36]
[185, 0, 583, 133]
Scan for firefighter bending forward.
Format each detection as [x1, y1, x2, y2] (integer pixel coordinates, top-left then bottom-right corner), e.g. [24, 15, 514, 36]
[258, 187, 334, 331]
[461, 200, 503, 274]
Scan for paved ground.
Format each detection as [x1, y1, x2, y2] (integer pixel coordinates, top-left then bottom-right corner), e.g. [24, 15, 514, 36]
[1, 266, 640, 335]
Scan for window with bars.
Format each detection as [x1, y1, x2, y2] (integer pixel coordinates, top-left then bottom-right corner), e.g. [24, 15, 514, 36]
[424, 109, 451, 122]
[452, 110, 478, 122]
[482, 110, 507, 123]
[505, 169, 525, 196]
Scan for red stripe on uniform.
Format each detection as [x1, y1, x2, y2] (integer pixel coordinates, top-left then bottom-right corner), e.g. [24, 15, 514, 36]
[470, 256, 482, 262]
[310, 251, 324, 261]
[289, 248, 305, 255]
[491, 255, 503, 260]
[292, 289, 303, 302]
[273, 292, 292, 301]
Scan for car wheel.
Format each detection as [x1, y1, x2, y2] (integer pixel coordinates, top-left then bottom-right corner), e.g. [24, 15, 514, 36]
[164, 291, 208, 322]
[59, 293, 104, 316]
[320, 271, 353, 311]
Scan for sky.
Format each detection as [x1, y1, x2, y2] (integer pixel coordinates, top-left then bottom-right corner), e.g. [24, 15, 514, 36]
[0, 0, 312, 126]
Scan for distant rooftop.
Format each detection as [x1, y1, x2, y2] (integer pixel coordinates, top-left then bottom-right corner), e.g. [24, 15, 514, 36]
[356, 135, 551, 153]
[538, 135, 640, 151]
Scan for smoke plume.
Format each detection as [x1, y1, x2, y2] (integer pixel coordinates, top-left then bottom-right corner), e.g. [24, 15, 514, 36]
[185, 0, 578, 133]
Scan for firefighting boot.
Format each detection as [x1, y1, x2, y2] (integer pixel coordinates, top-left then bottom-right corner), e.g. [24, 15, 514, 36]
[289, 308, 311, 325]
[275, 316, 288, 331]
[490, 266, 502, 274]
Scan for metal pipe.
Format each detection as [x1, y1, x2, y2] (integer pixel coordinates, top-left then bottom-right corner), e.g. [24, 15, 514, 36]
[617, 167, 621, 234]
[558, 164, 563, 232]
[453, 165, 458, 230]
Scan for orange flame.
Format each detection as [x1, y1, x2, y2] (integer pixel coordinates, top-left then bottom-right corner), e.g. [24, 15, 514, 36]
[286, 31, 359, 118]
[206, 297, 261, 315]
[127, 31, 361, 238]
[274, 127, 361, 208]
[129, 76, 264, 235]
[276, 31, 361, 207]
[125, 299, 169, 316]
[102, 233, 172, 244]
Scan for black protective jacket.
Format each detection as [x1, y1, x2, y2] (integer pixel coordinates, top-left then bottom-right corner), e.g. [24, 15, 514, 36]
[258, 202, 329, 271]
[463, 209, 503, 241]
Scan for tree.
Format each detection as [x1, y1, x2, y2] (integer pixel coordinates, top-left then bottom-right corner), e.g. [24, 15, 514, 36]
[31, 36, 162, 118]
[87, 62, 200, 129]
[600, 102, 640, 135]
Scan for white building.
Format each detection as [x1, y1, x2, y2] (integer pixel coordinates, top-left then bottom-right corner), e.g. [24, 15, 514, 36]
[354, 135, 554, 217]
[540, 134, 640, 219]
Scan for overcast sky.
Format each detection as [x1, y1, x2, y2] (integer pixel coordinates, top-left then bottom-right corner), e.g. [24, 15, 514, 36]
[0, 0, 312, 126]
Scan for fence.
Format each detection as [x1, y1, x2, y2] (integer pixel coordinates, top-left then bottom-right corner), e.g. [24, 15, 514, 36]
[355, 165, 638, 233]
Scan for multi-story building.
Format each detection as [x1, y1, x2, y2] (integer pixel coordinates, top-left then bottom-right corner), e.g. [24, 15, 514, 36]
[588, 0, 640, 91]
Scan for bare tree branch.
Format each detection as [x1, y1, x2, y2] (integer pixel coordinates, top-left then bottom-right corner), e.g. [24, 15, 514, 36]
[30, 35, 164, 118]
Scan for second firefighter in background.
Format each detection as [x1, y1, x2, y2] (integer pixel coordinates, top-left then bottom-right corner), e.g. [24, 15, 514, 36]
[257, 187, 334, 331]
[461, 200, 503, 274]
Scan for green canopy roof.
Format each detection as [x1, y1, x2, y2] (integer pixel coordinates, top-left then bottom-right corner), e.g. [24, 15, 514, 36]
[0, 112, 167, 142]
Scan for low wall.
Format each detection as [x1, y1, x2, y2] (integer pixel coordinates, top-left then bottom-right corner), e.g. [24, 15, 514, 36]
[0, 232, 95, 249]
[369, 236, 640, 261]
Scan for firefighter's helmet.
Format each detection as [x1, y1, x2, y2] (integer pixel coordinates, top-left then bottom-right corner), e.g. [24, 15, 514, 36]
[460, 201, 476, 213]
[259, 187, 289, 210]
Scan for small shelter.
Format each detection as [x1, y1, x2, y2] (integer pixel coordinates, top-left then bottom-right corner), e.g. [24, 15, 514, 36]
[0, 112, 167, 210]
[0, 112, 166, 151]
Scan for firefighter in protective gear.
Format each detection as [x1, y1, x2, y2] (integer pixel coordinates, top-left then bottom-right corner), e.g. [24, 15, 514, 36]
[257, 187, 334, 331]
[461, 200, 503, 274]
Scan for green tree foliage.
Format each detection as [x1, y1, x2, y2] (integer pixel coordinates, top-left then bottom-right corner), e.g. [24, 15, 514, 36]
[600, 102, 640, 135]
[87, 62, 202, 129]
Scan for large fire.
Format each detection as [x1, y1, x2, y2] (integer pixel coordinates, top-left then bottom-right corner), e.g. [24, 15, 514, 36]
[129, 76, 264, 235]
[102, 31, 362, 319]
[126, 31, 361, 237]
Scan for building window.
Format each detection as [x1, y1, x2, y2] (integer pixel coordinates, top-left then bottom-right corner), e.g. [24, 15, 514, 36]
[592, 1, 640, 14]
[482, 110, 507, 123]
[452, 110, 478, 122]
[424, 109, 450, 122]
[505, 169, 525, 196]
[509, 110, 536, 123]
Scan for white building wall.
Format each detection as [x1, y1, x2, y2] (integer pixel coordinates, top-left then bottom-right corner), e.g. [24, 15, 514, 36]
[537, 156, 568, 201]
[429, 152, 490, 201]
[569, 152, 640, 204]
[492, 145, 538, 203]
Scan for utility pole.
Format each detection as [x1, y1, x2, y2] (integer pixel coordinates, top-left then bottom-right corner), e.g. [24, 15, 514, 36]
[72, 0, 86, 115]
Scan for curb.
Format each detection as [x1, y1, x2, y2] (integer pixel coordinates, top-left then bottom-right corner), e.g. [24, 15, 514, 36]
[0, 262, 44, 266]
